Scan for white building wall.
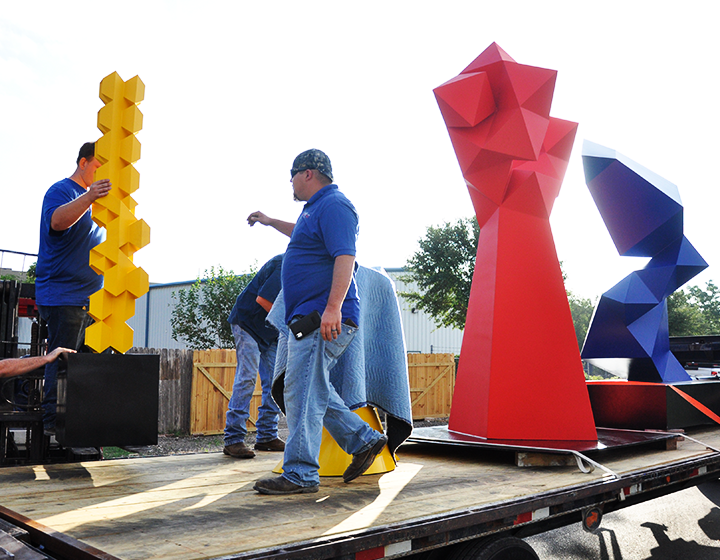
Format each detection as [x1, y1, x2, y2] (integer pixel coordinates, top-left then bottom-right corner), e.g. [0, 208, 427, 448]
[130, 269, 465, 354]
[17, 317, 34, 350]
[129, 281, 195, 349]
[385, 269, 464, 355]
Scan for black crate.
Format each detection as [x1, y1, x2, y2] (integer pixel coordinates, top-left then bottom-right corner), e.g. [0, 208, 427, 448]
[56, 353, 159, 447]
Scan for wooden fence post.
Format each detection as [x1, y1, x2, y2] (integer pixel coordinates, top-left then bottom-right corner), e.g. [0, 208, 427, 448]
[129, 347, 193, 435]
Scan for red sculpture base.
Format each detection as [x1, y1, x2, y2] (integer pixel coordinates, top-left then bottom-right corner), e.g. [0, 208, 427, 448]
[448, 206, 597, 442]
[587, 380, 720, 430]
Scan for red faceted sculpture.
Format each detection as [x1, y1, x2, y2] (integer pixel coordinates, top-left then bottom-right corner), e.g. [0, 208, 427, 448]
[435, 43, 597, 442]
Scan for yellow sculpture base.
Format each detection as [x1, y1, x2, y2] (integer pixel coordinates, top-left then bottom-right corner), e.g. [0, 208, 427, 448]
[273, 406, 396, 476]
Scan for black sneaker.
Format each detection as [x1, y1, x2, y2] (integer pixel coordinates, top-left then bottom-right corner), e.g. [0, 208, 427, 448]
[343, 435, 388, 483]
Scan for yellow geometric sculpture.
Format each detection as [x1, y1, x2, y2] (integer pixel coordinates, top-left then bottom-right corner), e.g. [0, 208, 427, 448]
[86, 72, 150, 354]
[273, 406, 397, 477]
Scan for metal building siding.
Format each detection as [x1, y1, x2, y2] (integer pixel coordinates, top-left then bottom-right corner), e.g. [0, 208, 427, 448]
[386, 269, 463, 355]
[17, 317, 33, 350]
[130, 281, 195, 349]
[128, 292, 147, 347]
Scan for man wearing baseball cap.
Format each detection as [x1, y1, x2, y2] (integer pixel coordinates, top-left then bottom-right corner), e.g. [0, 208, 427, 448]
[247, 149, 387, 495]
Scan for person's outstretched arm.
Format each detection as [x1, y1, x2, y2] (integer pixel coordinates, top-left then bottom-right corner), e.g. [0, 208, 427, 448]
[0, 347, 76, 379]
[247, 211, 295, 237]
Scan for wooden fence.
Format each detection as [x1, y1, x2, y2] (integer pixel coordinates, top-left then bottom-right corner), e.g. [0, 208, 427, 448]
[408, 353, 455, 420]
[189, 350, 456, 434]
[128, 347, 194, 435]
[190, 349, 263, 435]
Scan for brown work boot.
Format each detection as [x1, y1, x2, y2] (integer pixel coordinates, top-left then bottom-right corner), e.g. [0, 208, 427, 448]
[253, 476, 318, 495]
[254, 438, 285, 452]
[343, 435, 388, 483]
[223, 442, 255, 459]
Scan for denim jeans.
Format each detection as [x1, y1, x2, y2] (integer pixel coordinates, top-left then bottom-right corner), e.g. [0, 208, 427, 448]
[282, 323, 381, 487]
[37, 305, 93, 429]
[224, 325, 280, 445]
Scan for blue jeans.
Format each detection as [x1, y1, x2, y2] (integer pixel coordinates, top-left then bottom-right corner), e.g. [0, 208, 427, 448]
[282, 323, 381, 487]
[224, 325, 280, 445]
[38, 305, 93, 429]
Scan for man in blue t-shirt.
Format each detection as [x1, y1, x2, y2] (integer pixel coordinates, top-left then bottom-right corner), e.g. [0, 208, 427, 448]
[35, 142, 111, 433]
[247, 149, 386, 495]
[223, 254, 285, 459]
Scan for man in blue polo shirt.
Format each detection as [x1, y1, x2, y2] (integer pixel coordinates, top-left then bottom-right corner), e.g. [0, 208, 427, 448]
[223, 254, 285, 459]
[248, 149, 387, 495]
[35, 142, 111, 433]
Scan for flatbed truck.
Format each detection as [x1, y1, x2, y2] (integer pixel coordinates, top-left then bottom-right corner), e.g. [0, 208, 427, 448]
[1, 424, 719, 560]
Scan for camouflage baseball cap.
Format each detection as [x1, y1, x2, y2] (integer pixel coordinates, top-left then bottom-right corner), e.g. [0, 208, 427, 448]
[290, 149, 333, 181]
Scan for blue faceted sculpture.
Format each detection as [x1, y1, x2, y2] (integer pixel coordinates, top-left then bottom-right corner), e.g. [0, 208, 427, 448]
[581, 141, 708, 383]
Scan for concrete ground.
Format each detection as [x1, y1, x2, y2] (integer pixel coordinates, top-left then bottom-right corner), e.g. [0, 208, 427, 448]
[527, 480, 720, 559]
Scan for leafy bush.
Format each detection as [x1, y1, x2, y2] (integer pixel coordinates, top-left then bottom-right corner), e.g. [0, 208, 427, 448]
[171, 265, 255, 349]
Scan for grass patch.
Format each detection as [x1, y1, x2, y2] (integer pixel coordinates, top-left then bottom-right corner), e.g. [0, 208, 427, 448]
[103, 447, 135, 459]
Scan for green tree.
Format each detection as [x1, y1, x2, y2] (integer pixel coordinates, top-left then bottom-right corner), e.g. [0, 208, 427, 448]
[171, 265, 255, 349]
[667, 290, 707, 336]
[1, 262, 37, 283]
[26, 262, 36, 282]
[687, 281, 720, 333]
[567, 292, 595, 349]
[667, 281, 720, 336]
[401, 217, 479, 330]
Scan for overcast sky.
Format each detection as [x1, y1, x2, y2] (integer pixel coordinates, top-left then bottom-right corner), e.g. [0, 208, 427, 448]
[2, 1, 718, 300]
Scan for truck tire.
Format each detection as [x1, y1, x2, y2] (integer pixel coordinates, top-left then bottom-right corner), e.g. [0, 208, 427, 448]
[451, 536, 539, 560]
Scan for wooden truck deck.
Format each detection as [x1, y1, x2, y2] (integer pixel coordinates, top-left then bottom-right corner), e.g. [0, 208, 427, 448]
[2, 427, 720, 560]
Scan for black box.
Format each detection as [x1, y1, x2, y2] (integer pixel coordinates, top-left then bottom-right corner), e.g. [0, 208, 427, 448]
[56, 353, 159, 447]
[587, 379, 720, 430]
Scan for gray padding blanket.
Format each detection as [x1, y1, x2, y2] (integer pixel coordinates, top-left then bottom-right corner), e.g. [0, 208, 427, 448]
[267, 266, 413, 457]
